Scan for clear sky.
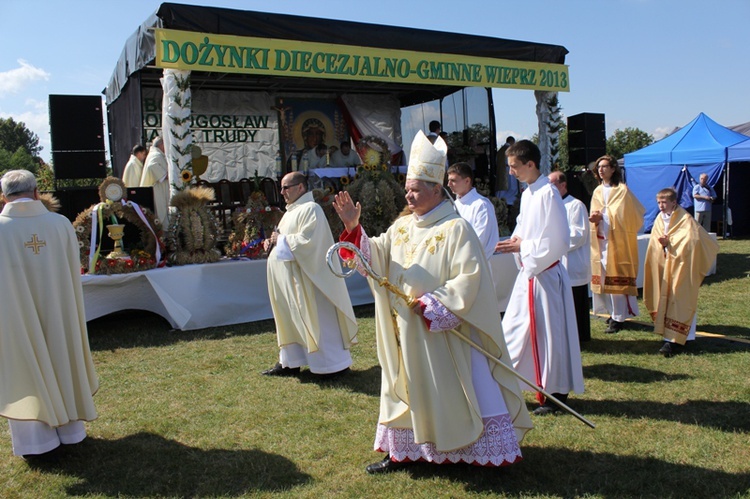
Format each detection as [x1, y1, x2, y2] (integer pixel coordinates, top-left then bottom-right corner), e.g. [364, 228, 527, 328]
[1, 0, 748, 163]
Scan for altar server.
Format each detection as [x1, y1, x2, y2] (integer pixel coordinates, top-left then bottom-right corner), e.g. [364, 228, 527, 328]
[644, 188, 718, 357]
[262, 171, 357, 377]
[497, 140, 584, 416]
[0, 170, 99, 459]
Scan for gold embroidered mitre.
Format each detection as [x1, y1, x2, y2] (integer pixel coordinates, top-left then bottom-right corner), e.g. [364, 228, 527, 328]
[407, 130, 447, 184]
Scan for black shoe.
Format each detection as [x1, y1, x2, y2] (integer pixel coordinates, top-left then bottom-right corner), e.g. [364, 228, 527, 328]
[261, 362, 300, 376]
[659, 342, 681, 358]
[365, 455, 410, 474]
[605, 316, 613, 325]
[314, 367, 350, 380]
[532, 405, 560, 416]
[604, 320, 625, 334]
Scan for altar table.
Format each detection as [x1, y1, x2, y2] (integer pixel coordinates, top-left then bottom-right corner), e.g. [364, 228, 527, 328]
[82, 253, 518, 331]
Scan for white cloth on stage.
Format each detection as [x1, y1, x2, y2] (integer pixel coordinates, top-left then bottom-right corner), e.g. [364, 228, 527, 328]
[501, 175, 584, 396]
[455, 187, 499, 261]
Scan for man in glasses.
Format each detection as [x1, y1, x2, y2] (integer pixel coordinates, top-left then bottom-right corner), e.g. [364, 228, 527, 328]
[261, 172, 357, 378]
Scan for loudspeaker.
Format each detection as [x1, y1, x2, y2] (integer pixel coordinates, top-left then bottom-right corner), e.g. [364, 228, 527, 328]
[49, 95, 105, 152]
[46, 188, 100, 223]
[125, 187, 155, 214]
[568, 113, 606, 166]
[52, 151, 107, 180]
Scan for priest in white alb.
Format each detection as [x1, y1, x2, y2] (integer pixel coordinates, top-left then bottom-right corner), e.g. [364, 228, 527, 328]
[0, 170, 99, 460]
[140, 136, 170, 226]
[333, 131, 532, 474]
[497, 140, 584, 416]
[122, 144, 147, 188]
[262, 171, 357, 377]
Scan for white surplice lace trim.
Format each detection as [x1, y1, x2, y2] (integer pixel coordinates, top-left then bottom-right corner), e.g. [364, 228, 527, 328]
[373, 414, 522, 466]
[421, 292, 461, 332]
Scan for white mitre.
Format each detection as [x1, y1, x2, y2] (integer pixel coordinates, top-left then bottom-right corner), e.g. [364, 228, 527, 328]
[407, 130, 448, 184]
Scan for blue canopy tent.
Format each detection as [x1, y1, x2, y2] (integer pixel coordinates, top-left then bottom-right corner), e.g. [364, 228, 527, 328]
[728, 137, 750, 162]
[624, 113, 750, 233]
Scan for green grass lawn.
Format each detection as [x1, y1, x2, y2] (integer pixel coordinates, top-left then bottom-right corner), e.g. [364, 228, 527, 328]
[1, 239, 749, 498]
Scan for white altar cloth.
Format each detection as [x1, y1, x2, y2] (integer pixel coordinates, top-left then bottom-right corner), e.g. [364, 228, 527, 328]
[82, 252, 519, 331]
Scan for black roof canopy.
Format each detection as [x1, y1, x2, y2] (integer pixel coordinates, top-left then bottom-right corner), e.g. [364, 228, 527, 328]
[106, 2, 568, 106]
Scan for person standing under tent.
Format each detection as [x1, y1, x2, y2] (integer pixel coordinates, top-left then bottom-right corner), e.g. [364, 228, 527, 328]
[140, 136, 170, 227]
[692, 173, 716, 233]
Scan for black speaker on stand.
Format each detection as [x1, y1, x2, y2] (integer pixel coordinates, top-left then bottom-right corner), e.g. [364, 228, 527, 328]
[568, 113, 606, 167]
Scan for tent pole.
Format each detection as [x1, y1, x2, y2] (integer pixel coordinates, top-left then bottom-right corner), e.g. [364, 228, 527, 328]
[724, 161, 730, 238]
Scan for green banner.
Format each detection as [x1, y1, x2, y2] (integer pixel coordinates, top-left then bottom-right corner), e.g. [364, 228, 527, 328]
[155, 28, 569, 92]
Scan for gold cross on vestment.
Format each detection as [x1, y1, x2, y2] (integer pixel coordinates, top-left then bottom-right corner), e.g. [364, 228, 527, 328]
[24, 234, 46, 254]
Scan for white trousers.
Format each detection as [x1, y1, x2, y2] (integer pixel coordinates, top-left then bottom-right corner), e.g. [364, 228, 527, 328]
[8, 419, 86, 456]
[279, 293, 352, 374]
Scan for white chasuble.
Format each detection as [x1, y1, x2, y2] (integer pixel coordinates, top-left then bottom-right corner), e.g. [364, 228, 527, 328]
[267, 192, 357, 356]
[0, 201, 98, 427]
[364, 201, 532, 452]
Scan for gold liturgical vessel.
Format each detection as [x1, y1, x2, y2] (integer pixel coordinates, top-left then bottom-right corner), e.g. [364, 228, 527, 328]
[106, 224, 129, 258]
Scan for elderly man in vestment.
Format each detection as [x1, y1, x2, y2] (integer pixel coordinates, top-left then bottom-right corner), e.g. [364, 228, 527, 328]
[140, 136, 170, 226]
[549, 171, 592, 344]
[644, 188, 719, 357]
[261, 172, 357, 377]
[0, 170, 99, 459]
[122, 144, 147, 188]
[589, 155, 645, 334]
[333, 131, 532, 474]
[497, 141, 584, 416]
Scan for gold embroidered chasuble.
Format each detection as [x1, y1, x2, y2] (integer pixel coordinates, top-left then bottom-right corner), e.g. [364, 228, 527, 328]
[590, 183, 645, 295]
[365, 202, 532, 452]
[267, 191, 357, 353]
[0, 201, 99, 426]
[644, 206, 718, 344]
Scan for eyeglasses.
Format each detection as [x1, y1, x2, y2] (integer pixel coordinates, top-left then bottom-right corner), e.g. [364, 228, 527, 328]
[280, 182, 302, 191]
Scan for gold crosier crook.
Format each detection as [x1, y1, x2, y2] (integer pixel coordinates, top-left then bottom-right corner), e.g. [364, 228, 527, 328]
[326, 241, 596, 429]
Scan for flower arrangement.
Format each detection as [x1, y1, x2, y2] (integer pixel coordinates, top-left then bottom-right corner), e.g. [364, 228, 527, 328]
[166, 186, 222, 265]
[73, 201, 163, 275]
[225, 191, 283, 259]
[346, 135, 406, 236]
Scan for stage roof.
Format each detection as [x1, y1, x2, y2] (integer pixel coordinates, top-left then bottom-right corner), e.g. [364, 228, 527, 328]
[106, 2, 569, 106]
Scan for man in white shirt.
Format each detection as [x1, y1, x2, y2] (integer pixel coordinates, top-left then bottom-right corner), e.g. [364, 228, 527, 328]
[301, 143, 329, 170]
[447, 162, 499, 261]
[549, 171, 591, 344]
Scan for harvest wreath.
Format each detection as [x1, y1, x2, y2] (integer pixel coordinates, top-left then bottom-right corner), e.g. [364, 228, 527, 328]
[73, 192, 163, 275]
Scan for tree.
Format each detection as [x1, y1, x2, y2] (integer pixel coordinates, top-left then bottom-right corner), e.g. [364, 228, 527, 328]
[606, 127, 654, 160]
[0, 117, 42, 157]
[532, 122, 570, 171]
[0, 147, 39, 177]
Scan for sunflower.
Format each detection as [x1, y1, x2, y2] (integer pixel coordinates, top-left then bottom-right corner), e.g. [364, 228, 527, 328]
[340, 176, 350, 185]
[180, 169, 193, 183]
